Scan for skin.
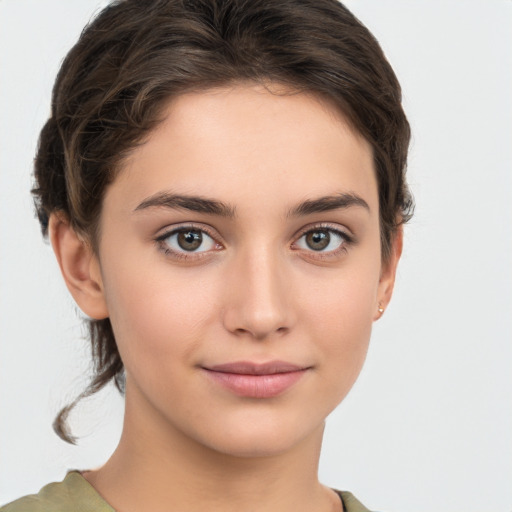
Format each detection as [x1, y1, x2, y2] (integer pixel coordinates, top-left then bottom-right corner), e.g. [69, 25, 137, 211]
[50, 84, 402, 512]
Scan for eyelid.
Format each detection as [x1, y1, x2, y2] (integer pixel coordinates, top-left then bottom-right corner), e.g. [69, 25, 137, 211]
[155, 222, 223, 242]
[153, 221, 354, 261]
[154, 223, 224, 259]
[293, 222, 354, 242]
[291, 222, 355, 256]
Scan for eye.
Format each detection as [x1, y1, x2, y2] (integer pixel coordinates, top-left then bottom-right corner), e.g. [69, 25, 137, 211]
[158, 227, 219, 255]
[294, 228, 350, 253]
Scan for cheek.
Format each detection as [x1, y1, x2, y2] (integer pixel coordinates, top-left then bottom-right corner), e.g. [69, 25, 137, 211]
[310, 282, 373, 357]
[307, 297, 372, 410]
[297, 261, 380, 388]
[300, 256, 380, 333]
[101, 262, 222, 370]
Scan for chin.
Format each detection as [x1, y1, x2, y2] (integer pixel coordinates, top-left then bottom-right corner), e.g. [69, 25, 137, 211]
[191, 414, 326, 460]
[204, 437, 303, 459]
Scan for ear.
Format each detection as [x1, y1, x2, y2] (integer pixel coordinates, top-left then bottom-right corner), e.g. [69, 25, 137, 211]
[374, 226, 403, 321]
[49, 213, 109, 320]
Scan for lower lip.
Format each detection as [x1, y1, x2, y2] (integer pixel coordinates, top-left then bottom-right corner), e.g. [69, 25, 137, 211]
[203, 369, 307, 398]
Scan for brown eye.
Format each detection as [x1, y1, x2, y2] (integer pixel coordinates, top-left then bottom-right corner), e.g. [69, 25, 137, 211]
[160, 228, 217, 254]
[177, 230, 203, 251]
[305, 230, 330, 251]
[294, 227, 349, 254]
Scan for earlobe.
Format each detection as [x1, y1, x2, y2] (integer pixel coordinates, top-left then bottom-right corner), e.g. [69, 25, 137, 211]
[374, 227, 403, 321]
[49, 213, 109, 320]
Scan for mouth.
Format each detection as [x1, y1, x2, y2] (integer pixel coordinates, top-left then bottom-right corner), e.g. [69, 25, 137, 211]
[202, 361, 310, 398]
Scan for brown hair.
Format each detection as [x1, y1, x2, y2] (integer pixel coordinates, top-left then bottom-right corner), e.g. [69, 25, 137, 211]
[33, 0, 413, 442]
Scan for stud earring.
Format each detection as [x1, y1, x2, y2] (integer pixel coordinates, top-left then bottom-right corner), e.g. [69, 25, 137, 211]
[378, 302, 384, 314]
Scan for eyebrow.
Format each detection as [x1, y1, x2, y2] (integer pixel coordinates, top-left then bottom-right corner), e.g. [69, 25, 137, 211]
[133, 191, 369, 218]
[288, 193, 370, 217]
[134, 192, 237, 217]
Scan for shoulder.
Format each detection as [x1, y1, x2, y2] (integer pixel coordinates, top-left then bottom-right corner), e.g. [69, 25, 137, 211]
[336, 490, 379, 512]
[0, 472, 114, 512]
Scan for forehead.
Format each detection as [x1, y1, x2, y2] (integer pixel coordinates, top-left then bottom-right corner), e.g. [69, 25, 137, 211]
[108, 84, 377, 216]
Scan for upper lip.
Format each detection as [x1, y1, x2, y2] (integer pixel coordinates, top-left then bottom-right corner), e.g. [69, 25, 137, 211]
[205, 361, 307, 375]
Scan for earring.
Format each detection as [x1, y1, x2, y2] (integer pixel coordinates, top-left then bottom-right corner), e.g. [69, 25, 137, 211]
[378, 302, 384, 315]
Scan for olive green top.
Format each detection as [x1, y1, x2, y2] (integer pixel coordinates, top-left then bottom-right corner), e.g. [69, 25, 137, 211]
[1, 471, 373, 512]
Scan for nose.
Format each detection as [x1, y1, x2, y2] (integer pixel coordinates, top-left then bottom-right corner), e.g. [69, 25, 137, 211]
[222, 247, 295, 340]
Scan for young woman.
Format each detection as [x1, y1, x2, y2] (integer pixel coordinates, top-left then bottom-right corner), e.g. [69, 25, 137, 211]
[1, 1, 412, 511]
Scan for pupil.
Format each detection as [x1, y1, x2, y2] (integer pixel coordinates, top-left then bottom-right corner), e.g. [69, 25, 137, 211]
[178, 230, 202, 251]
[306, 230, 330, 251]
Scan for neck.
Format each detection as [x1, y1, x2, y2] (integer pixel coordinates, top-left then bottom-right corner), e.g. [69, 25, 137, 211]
[84, 383, 341, 512]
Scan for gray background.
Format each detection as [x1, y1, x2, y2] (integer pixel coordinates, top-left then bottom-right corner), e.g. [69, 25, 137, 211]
[1, 1, 511, 510]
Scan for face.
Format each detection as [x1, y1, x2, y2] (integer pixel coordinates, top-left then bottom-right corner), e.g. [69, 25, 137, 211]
[88, 84, 397, 457]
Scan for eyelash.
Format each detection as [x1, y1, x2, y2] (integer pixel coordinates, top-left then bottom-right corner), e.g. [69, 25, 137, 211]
[292, 224, 354, 260]
[155, 224, 222, 261]
[154, 223, 354, 261]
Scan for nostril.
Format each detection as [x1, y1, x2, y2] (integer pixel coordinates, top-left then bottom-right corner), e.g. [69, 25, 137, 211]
[230, 324, 289, 340]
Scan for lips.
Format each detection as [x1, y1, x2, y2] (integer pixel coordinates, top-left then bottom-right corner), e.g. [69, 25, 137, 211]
[202, 361, 309, 398]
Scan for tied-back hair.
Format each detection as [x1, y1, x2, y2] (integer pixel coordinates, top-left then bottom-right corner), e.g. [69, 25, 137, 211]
[33, 0, 413, 443]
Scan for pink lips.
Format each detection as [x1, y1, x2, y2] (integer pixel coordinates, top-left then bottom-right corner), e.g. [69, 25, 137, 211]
[203, 361, 308, 398]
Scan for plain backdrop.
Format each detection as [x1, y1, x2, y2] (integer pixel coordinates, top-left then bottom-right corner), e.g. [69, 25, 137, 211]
[1, 1, 511, 511]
